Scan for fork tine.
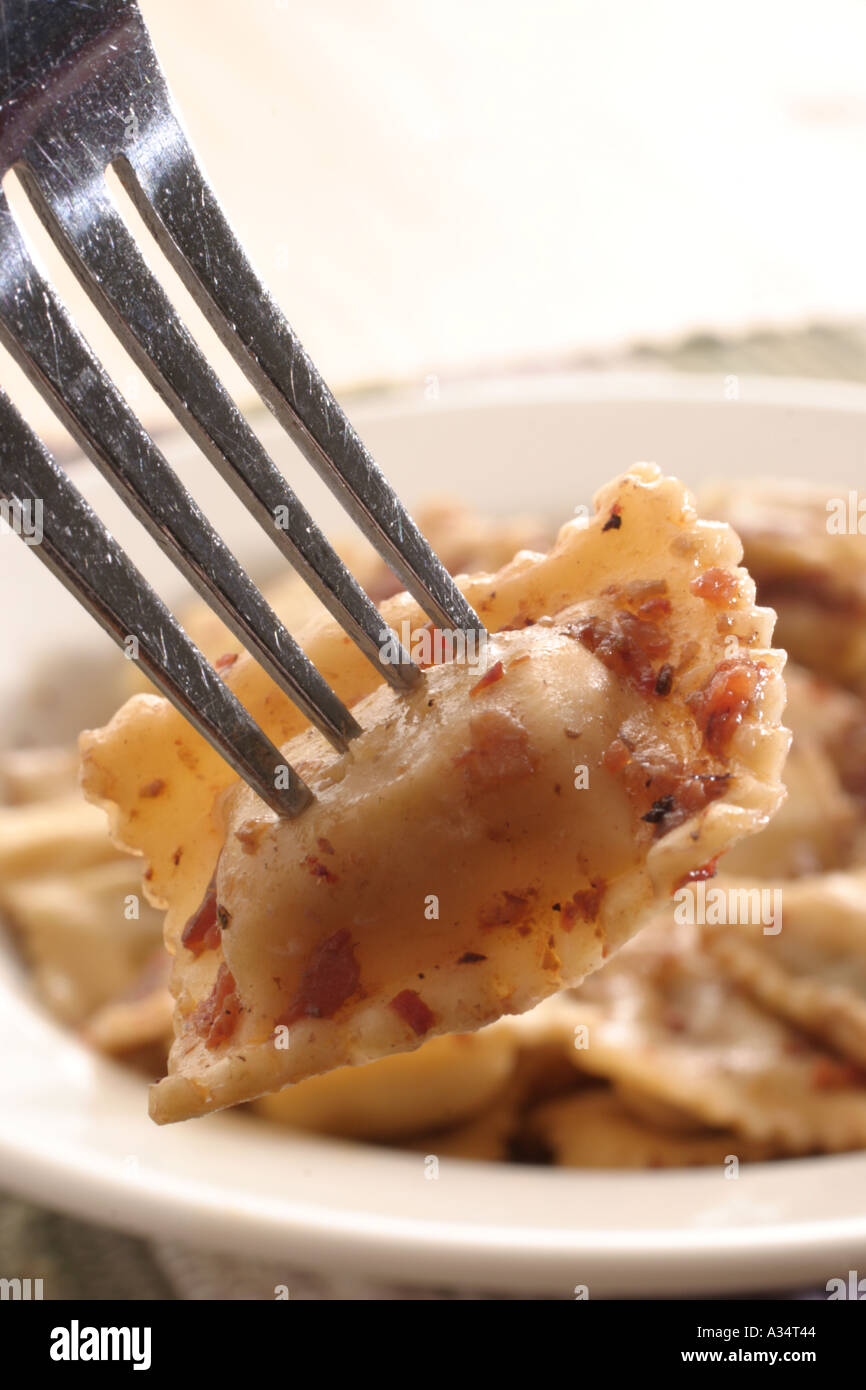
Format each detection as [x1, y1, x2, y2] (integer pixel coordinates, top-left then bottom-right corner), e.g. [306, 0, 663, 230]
[0, 194, 361, 752]
[14, 164, 420, 694]
[114, 139, 485, 637]
[0, 388, 312, 818]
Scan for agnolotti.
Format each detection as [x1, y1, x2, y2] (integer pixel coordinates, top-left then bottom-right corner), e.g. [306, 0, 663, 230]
[80, 464, 790, 1123]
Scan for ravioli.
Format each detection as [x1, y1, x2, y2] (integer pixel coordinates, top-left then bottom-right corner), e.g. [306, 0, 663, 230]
[0, 768, 164, 1027]
[701, 478, 866, 693]
[83, 949, 173, 1057]
[705, 870, 866, 1068]
[567, 916, 866, 1154]
[80, 464, 789, 1123]
[253, 1021, 518, 1142]
[723, 663, 862, 879]
[522, 1089, 776, 1169]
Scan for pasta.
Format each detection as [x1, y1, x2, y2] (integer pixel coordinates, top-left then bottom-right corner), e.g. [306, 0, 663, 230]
[8, 468, 866, 1168]
[0, 758, 164, 1027]
[522, 1090, 777, 1169]
[0, 796, 122, 880]
[253, 1021, 518, 1141]
[722, 663, 863, 878]
[0, 860, 163, 1025]
[80, 465, 787, 1121]
[704, 870, 866, 1067]
[700, 478, 866, 693]
[565, 916, 866, 1154]
[0, 745, 81, 805]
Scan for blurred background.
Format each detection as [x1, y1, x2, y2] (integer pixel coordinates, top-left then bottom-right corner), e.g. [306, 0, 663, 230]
[5, 0, 866, 445]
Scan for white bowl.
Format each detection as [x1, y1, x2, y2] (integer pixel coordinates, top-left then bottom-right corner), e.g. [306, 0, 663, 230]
[2, 371, 866, 1298]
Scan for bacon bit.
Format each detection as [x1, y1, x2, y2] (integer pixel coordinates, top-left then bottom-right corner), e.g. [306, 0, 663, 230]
[812, 1058, 866, 1090]
[669, 776, 730, 825]
[389, 989, 435, 1036]
[478, 889, 534, 929]
[642, 795, 675, 825]
[511, 652, 532, 666]
[687, 659, 766, 757]
[638, 596, 673, 621]
[674, 855, 722, 892]
[639, 775, 730, 836]
[172, 847, 183, 867]
[569, 613, 671, 696]
[302, 854, 337, 884]
[181, 885, 221, 957]
[191, 964, 241, 1049]
[570, 616, 653, 693]
[234, 820, 268, 855]
[470, 660, 505, 696]
[654, 663, 674, 697]
[139, 779, 165, 798]
[458, 951, 487, 964]
[561, 880, 606, 930]
[616, 611, 673, 659]
[214, 652, 239, 673]
[317, 837, 335, 856]
[564, 727, 582, 740]
[608, 722, 731, 831]
[602, 503, 622, 532]
[454, 708, 538, 784]
[690, 568, 739, 606]
[277, 928, 360, 1027]
[602, 737, 632, 774]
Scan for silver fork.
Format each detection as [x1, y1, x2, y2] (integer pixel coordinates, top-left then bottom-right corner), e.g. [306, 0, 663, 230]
[0, 0, 484, 818]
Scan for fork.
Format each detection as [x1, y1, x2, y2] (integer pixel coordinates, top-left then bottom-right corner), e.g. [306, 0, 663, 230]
[0, 0, 484, 818]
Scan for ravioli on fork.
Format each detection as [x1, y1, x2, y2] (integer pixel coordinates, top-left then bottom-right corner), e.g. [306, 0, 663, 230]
[80, 464, 790, 1122]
